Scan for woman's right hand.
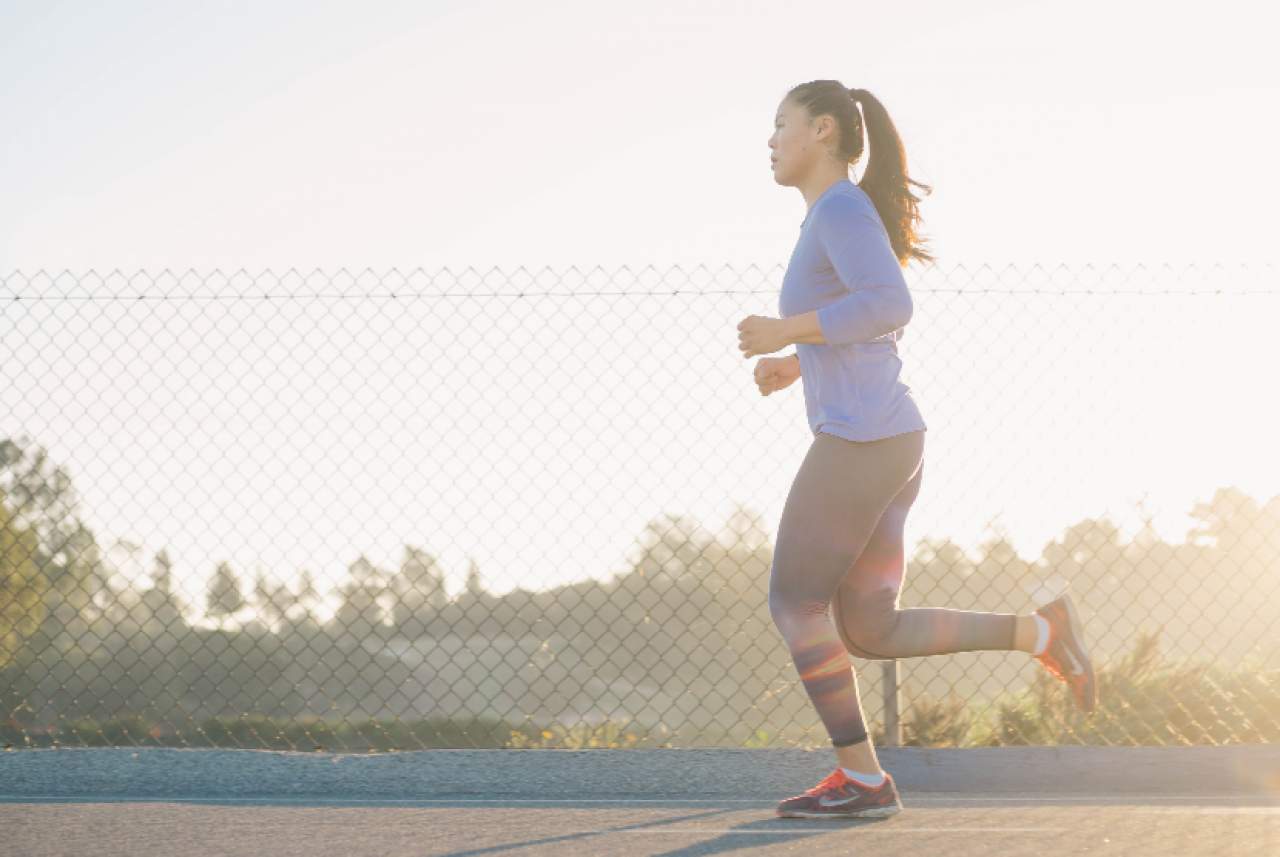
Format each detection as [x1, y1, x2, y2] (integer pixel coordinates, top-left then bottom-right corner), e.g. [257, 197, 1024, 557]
[753, 355, 801, 397]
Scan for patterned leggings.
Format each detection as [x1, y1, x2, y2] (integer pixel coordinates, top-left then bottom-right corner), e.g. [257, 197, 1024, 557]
[767, 429, 1019, 748]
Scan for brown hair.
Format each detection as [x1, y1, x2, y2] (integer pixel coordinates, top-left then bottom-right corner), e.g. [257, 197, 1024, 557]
[785, 80, 935, 267]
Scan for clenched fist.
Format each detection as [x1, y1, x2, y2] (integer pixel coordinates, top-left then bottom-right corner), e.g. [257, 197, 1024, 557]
[753, 355, 801, 396]
[737, 314, 792, 359]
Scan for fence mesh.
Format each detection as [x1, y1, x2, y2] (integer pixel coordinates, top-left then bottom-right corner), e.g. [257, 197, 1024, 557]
[1, 263, 1277, 751]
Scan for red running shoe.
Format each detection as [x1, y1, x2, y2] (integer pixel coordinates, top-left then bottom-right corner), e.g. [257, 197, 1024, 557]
[1033, 591, 1098, 714]
[775, 766, 902, 819]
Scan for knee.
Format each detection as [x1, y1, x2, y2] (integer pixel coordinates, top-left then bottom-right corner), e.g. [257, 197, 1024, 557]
[768, 586, 833, 644]
[842, 588, 900, 653]
[839, 628, 887, 660]
[768, 587, 830, 626]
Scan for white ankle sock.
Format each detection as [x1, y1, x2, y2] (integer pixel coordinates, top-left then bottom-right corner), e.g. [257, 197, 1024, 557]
[1031, 614, 1050, 656]
[840, 767, 886, 787]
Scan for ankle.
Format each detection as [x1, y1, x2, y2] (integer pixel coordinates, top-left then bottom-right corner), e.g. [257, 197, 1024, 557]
[1020, 613, 1050, 655]
[840, 764, 883, 777]
[1015, 614, 1046, 654]
[841, 765, 886, 784]
[834, 743, 881, 776]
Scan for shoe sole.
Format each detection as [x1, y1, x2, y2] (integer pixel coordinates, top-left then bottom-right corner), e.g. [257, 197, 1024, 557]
[776, 802, 902, 819]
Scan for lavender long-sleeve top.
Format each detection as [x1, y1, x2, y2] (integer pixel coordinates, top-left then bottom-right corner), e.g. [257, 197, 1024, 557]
[777, 178, 927, 442]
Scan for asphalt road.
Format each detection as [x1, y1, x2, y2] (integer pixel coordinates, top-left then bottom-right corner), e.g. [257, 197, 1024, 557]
[3, 746, 1278, 856]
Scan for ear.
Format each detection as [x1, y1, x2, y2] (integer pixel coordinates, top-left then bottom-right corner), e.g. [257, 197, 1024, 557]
[816, 114, 835, 141]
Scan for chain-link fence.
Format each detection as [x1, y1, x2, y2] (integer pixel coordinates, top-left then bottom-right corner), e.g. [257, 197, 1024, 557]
[1, 264, 1277, 751]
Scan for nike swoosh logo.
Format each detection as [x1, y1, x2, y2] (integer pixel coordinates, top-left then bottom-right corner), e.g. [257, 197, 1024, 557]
[818, 789, 881, 807]
[1063, 647, 1086, 676]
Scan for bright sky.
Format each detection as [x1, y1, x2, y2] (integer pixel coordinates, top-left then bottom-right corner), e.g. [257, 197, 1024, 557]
[2, 1, 1277, 615]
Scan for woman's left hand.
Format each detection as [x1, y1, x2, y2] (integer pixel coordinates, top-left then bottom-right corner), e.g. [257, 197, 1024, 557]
[737, 315, 791, 358]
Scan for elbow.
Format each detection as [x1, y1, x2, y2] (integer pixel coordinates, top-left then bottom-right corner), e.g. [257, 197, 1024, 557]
[896, 289, 914, 329]
[816, 284, 915, 346]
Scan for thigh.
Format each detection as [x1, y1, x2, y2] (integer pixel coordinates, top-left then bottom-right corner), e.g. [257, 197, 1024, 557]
[771, 430, 924, 607]
[830, 454, 922, 654]
[839, 454, 923, 599]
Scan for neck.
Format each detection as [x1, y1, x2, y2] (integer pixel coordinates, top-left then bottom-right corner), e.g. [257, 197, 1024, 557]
[793, 167, 855, 225]
[799, 167, 851, 214]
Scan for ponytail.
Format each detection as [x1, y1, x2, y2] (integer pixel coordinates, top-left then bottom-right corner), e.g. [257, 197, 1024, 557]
[787, 81, 935, 267]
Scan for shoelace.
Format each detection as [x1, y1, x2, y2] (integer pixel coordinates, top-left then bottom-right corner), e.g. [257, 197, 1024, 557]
[804, 768, 848, 796]
[1035, 612, 1067, 681]
[1035, 605, 1093, 711]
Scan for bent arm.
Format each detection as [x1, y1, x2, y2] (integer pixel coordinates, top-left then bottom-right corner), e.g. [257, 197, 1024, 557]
[790, 198, 913, 347]
[814, 278, 912, 345]
[785, 288, 911, 346]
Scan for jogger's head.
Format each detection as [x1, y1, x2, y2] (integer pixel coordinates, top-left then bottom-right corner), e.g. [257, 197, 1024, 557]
[770, 82, 864, 186]
[769, 80, 935, 267]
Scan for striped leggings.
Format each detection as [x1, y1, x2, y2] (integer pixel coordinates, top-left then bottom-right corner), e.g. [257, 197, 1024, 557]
[766, 429, 1018, 748]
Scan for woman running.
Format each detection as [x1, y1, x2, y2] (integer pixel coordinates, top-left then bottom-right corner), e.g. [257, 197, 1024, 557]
[737, 80, 1098, 820]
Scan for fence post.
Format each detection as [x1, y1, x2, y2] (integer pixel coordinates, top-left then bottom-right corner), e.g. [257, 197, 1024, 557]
[881, 659, 901, 746]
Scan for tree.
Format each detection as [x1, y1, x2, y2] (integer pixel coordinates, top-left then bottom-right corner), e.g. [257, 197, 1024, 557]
[332, 555, 391, 641]
[206, 562, 245, 625]
[0, 488, 46, 669]
[252, 569, 291, 628]
[139, 548, 186, 636]
[0, 435, 108, 650]
[391, 545, 447, 638]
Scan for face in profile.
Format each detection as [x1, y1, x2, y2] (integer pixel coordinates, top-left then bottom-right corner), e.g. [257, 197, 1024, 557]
[769, 99, 825, 187]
